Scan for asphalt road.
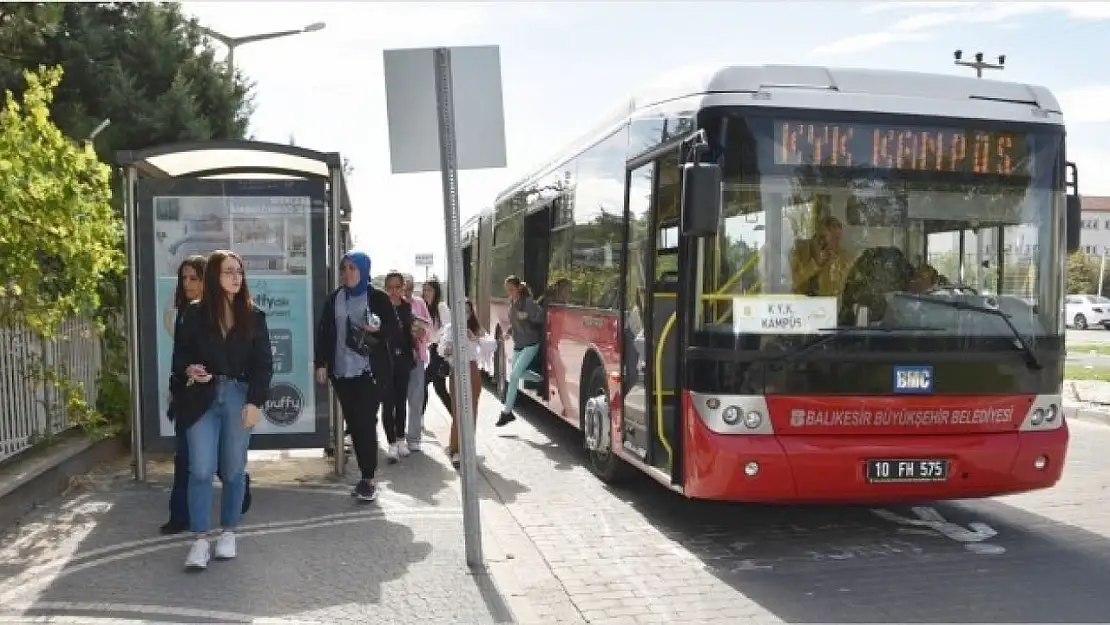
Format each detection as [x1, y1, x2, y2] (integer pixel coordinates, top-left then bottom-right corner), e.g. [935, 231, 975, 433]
[1066, 329, 1110, 367]
[465, 391, 1110, 624]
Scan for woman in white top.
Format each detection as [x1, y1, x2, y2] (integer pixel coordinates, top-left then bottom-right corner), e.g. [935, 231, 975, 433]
[421, 279, 454, 417]
[439, 299, 489, 467]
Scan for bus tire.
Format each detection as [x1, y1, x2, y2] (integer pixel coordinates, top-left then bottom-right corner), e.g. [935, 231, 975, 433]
[582, 364, 628, 484]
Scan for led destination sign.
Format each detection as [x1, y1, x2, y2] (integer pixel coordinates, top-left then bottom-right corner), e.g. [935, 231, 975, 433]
[775, 120, 1032, 176]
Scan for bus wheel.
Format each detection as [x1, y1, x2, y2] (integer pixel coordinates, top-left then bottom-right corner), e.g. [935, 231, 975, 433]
[582, 366, 627, 484]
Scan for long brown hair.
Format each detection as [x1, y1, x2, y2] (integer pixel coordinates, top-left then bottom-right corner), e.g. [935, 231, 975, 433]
[202, 250, 255, 337]
[174, 255, 207, 311]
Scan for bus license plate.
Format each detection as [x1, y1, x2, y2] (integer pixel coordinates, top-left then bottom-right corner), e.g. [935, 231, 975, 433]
[867, 459, 948, 483]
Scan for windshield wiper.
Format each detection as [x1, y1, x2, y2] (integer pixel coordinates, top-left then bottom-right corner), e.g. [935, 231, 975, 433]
[891, 293, 1042, 370]
[772, 325, 943, 363]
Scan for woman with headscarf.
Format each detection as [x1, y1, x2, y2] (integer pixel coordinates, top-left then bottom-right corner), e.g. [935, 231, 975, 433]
[314, 251, 398, 501]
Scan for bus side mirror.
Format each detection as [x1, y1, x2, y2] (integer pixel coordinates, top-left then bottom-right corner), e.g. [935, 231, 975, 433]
[680, 162, 722, 238]
[1066, 194, 1082, 254]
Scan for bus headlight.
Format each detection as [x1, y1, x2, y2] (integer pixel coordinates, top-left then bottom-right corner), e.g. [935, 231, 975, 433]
[722, 406, 741, 425]
[1030, 408, 1046, 426]
[1044, 404, 1058, 423]
[743, 411, 763, 429]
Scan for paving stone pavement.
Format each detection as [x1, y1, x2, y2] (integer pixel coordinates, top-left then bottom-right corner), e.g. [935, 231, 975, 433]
[471, 387, 1110, 624]
[0, 400, 576, 625]
[3, 383, 1110, 624]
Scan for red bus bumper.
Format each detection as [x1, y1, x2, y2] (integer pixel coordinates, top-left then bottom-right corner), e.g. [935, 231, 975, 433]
[681, 401, 1069, 503]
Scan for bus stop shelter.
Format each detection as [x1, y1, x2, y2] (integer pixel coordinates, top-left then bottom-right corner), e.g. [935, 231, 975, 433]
[116, 140, 352, 480]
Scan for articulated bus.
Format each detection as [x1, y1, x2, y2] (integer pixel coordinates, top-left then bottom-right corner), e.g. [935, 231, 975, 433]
[459, 64, 1084, 503]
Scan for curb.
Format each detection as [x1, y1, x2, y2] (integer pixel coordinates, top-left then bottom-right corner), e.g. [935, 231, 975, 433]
[1064, 406, 1110, 427]
[423, 399, 584, 625]
[0, 431, 126, 533]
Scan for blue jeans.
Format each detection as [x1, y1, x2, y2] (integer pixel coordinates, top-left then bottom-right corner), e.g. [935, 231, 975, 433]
[170, 420, 251, 524]
[406, 361, 426, 446]
[504, 343, 541, 413]
[186, 379, 254, 533]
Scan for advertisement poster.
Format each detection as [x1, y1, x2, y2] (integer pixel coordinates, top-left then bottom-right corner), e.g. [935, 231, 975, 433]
[151, 194, 316, 437]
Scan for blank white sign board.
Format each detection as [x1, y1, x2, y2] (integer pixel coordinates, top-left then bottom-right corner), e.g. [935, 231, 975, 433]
[383, 45, 508, 174]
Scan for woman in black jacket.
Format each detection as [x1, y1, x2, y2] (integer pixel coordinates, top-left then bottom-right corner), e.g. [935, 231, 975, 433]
[161, 255, 251, 535]
[314, 251, 400, 501]
[173, 250, 272, 570]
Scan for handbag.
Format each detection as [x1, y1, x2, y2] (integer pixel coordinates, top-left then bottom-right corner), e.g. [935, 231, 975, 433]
[344, 296, 380, 357]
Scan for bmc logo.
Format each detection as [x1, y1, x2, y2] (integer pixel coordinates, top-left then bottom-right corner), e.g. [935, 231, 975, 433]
[893, 366, 934, 394]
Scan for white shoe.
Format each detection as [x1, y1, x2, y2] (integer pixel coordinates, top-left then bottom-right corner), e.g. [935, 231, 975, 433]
[407, 441, 421, 453]
[387, 443, 400, 463]
[397, 440, 411, 458]
[214, 531, 237, 560]
[185, 538, 210, 570]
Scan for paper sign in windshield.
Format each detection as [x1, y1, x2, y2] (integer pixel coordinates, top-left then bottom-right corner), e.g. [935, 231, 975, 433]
[732, 297, 838, 335]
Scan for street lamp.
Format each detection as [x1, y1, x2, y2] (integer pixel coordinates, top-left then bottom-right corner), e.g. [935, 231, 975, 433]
[199, 21, 326, 73]
[953, 49, 1005, 79]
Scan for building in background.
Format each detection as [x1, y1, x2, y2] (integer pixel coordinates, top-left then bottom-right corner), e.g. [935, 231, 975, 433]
[1078, 196, 1110, 258]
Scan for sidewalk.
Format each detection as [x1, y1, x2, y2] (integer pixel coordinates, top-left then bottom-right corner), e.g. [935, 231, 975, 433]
[0, 398, 583, 624]
[1064, 378, 1110, 426]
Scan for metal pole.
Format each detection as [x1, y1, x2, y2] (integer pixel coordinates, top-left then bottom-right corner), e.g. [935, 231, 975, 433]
[329, 166, 345, 477]
[434, 47, 484, 569]
[1099, 252, 1106, 297]
[123, 167, 145, 481]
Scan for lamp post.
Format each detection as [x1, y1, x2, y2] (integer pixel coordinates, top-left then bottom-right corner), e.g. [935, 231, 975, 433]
[199, 22, 326, 73]
[953, 50, 1006, 78]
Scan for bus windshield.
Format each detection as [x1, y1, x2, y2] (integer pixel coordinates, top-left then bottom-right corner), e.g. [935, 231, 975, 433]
[699, 110, 1064, 342]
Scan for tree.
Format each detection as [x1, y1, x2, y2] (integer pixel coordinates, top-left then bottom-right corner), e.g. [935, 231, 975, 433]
[0, 3, 256, 437]
[0, 66, 121, 334]
[0, 2, 252, 160]
[1067, 252, 1097, 295]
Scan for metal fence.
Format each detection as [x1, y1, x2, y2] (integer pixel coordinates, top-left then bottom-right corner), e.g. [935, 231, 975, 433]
[0, 318, 102, 464]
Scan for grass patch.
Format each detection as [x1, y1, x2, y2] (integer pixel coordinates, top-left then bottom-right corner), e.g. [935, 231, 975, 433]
[1068, 343, 1110, 357]
[1064, 364, 1110, 382]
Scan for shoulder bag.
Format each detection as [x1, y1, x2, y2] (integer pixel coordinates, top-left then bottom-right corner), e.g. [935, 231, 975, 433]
[344, 294, 380, 357]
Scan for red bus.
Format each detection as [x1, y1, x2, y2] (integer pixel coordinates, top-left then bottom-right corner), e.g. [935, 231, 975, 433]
[460, 64, 1083, 503]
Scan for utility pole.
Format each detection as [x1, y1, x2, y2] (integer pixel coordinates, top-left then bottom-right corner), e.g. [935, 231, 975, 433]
[954, 50, 1005, 78]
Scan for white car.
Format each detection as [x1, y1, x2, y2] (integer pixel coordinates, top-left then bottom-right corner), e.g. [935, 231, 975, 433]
[1065, 294, 1110, 329]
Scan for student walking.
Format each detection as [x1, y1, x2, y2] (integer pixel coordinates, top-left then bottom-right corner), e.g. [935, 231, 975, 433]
[421, 278, 454, 417]
[161, 255, 251, 535]
[172, 250, 272, 570]
[380, 271, 417, 463]
[314, 251, 393, 502]
[496, 275, 544, 427]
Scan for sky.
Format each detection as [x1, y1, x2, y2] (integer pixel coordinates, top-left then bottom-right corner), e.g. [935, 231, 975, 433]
[184, 0, 1110, 278]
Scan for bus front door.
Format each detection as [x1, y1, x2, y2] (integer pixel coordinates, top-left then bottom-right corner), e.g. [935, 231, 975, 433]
[620, 149, 684, 481]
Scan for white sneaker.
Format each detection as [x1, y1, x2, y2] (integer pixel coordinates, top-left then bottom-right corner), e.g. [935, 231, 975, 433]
[397, 440, 411, 458]
[185, 538, 210, 570]
[407, 441, 422, 453]
[214, 531, 237, 560]
[387, 443, 400, 463]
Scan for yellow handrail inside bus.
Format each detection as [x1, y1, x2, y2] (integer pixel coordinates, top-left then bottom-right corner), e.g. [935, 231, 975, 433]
[651, 254, 757, 469]
[653, 312, 678, 466]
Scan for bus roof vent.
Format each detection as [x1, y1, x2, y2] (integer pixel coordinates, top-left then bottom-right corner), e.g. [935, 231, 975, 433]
[827, 67, 1060, 112]
[706, 65, 840, 93]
